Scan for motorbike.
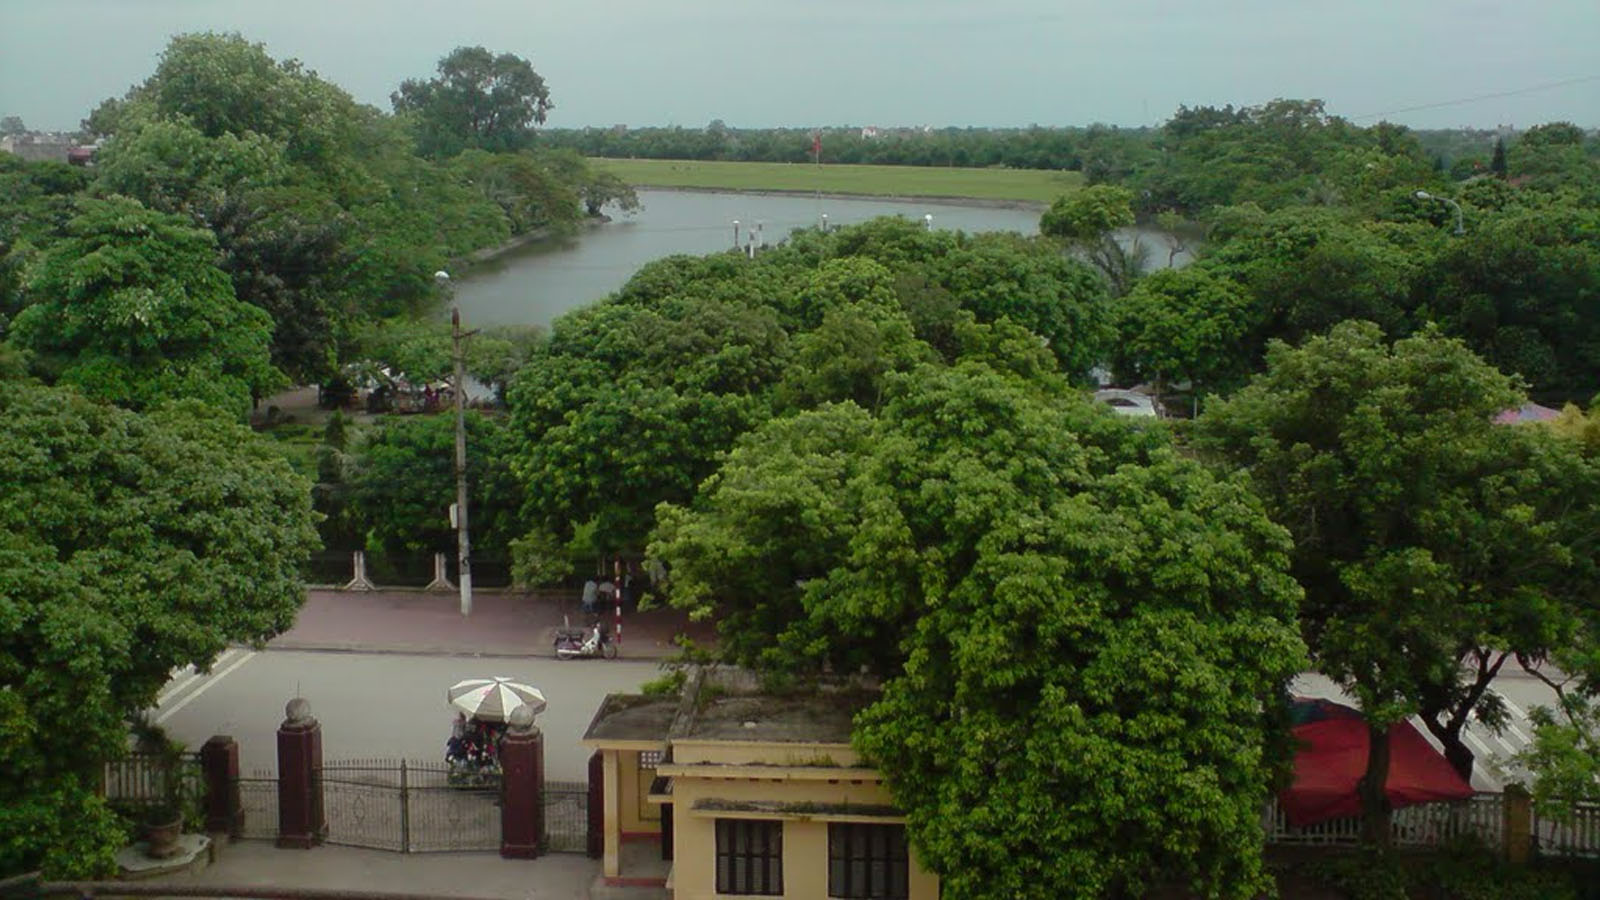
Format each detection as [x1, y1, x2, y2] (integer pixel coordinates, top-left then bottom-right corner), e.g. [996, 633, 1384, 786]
[554, 618, 618, 660]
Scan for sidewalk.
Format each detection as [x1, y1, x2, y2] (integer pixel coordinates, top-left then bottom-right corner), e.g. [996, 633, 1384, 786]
[178, 839, 597, 899]
[271, 588, 715, 660]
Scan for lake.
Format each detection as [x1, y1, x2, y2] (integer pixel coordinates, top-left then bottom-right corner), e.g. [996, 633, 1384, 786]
[451, 189, 1187, 329]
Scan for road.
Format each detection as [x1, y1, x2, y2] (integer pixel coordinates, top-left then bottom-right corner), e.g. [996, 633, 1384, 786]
[152, 647, 1566, 790]
[1291, 670, 1564, 791]
[151, 649, 664, 781]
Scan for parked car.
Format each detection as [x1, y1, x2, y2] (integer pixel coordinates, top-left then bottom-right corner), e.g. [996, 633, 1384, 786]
[1092, 389, 1161, 418]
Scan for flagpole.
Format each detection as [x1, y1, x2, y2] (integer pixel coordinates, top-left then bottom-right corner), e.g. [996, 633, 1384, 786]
[813, 129, 822, 230]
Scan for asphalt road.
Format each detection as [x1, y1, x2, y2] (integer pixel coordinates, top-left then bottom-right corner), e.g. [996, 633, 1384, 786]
[151, 649, 665, 781]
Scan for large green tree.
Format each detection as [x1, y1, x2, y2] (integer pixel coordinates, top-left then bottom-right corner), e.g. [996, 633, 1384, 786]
[392, 46, 553, 157]
[1192, 322, 1600, 842]
[0, 384, 319, 876]
[652, 364, 1307, 898]
[9, 196, 281, 417]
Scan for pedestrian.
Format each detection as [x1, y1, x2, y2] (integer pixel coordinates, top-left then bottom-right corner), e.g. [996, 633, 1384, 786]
[597, 577, 617, 617]
[581, 578, 598, 616]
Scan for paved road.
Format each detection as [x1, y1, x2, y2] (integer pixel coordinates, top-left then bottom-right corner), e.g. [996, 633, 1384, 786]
[152, 649, 664, 781]
[1291, 670, 1563, 791]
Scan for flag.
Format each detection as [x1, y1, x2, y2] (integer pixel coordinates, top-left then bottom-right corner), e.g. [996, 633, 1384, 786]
[812, 131, 821, 162]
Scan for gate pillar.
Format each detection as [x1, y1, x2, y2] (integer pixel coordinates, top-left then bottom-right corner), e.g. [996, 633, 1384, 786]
[500, 704, 544, 859]
[200, 735, 241, 837]
[276, 698, 324, 848]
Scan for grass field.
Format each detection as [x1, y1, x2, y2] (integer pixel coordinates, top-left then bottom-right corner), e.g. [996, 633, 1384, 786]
[590, 158, 1081, 206]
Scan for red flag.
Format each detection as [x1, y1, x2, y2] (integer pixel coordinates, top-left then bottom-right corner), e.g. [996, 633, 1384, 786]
[812, 131, 821, 160]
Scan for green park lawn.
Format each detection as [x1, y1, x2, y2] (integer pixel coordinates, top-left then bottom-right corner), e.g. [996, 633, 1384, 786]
[590, 158, 1081, 206]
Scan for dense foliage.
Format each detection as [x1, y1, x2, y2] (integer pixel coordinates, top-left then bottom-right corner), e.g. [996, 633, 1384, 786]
[1193, 323, 1600, 838]
[1, 33, 629, 387]
[0, 384, 318, 876]
[650, 365, 1306, 898]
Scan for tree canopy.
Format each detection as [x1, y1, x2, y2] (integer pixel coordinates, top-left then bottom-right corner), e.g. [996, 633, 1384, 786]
[392, 46, 553, 158]
[0, 384, 319, 876]
[651, 364, 1306, 899]
[1192, 322, 1600, 836]
[9, 195, 281, 417]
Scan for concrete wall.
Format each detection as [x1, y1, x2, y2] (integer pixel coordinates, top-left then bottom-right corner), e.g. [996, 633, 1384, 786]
[672, 740, 861, 768]
[617, 749, 660, 833]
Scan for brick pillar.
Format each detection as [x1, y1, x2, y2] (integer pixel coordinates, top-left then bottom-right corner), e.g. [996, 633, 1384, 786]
[500, 704, 544, 859]
[276, 698, 324, 849]
[200, 735, 240, 837]
[1503, 784, 1532, 863]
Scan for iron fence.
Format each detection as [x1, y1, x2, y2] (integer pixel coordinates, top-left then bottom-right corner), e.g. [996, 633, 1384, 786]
[543, 780, 590, 854]
[236, 771, 279, 840]
[318, 759, 500, 853]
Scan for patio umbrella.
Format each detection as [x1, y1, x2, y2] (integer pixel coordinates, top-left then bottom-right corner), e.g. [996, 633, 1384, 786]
[447, 677, 546, 723]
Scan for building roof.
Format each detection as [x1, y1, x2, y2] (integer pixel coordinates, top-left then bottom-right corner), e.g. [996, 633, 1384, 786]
[1494, 402, 1561, 425]
[583, 669, 880, 747]
[582, 693, 678, 743]
[685, 692, 875, 744]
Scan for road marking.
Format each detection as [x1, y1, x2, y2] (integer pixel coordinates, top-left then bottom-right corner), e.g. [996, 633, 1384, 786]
[1463, 730, 1493, 757]
[156, 666, 201, 705]
[1491, 689, 1529, 720]
[1506, 723, 1532, 745]
[155, 650, 256, 725]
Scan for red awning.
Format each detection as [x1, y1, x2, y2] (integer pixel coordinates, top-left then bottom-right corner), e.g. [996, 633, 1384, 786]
[1279, 710, 1475, 826]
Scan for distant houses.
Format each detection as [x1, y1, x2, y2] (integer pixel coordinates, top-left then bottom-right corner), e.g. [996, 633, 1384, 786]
[0, 132, 97, 165]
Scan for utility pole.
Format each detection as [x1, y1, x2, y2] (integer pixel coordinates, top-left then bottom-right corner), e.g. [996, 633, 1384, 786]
[437, 270, 474, 616]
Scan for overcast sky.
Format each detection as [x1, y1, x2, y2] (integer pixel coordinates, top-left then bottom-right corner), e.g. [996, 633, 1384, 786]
[2, 0, 1596, 133]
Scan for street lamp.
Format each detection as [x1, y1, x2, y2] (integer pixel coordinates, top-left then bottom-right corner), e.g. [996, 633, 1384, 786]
[435, 270, 473, 617]
[1414, 190, 1465, 236]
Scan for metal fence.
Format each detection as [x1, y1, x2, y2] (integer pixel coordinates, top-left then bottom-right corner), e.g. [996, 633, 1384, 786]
[543, 780, 590, 854]
[236, 770, 279, 840]
[318, 759, 501, 853]
[1263, 793, 1505, 849]
[1535, 801, 1600, 859]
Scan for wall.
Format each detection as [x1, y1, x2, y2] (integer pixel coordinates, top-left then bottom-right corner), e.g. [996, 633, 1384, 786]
[668, 771, 938, 899]
[617, 749, 661, 833]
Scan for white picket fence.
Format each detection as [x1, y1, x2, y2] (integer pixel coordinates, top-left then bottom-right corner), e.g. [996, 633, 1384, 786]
[1263, 793, 1504, 849]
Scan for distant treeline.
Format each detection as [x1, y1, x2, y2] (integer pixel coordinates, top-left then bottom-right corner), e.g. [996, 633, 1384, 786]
[541, 103, 1596, 217]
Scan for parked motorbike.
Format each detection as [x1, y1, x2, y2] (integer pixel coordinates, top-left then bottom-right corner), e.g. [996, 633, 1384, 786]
[554, 618, 618, 660]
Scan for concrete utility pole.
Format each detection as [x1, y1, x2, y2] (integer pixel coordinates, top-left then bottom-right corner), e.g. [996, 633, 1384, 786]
[437, 271, 474, 616]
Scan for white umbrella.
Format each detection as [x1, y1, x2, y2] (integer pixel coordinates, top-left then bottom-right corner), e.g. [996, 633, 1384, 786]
[447, 677, 546, 722]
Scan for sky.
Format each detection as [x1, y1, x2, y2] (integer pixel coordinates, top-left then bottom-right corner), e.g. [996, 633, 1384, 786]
[2, 0, 1597, 133]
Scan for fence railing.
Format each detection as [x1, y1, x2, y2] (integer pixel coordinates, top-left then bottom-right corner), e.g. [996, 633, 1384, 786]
[1263, 793, 1505, 849]
[103, 752, 204, 807]
[1535, 801, 1600, 859]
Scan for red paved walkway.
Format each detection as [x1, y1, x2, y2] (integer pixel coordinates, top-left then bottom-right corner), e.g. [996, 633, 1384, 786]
[272, 588, 714, 659]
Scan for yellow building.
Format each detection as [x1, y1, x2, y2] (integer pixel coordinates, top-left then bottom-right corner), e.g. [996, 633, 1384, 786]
[582, 671, 940, 899]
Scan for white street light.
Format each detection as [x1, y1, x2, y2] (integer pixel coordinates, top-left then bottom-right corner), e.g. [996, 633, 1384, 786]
[1414, 190, 1465, 236]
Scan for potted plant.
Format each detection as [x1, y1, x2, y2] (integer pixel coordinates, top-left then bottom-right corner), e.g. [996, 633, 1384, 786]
[129, 715, 192, 859]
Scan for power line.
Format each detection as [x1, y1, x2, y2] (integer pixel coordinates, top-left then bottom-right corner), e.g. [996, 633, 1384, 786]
[1353, 74, 1600, 121]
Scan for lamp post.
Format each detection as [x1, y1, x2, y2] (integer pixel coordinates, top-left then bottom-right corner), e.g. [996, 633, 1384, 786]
[1414, 190, 1465, 236]
[435, 270, 474, 617]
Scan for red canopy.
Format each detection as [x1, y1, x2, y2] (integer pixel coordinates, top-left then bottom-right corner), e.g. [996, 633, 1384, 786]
[1279, 702, 1475, 826]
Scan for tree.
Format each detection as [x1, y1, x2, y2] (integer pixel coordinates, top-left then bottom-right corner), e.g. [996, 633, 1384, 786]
[9, 196, 282, 417]
[652, 366, 1306, 899]
[0, 116, 24, 136]
[1192, 322, 1600, 843]
[0, 384, 318, 876]
[393, 46, 553, 157]
[1111, 266, 1255, 393]
[1039, 185, 1141, 295]
[1490, 137, 1508, 177]
[348, 412, 524, 558]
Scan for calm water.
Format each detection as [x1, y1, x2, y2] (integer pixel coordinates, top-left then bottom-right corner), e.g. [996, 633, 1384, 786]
[452, 189, 1184, 329]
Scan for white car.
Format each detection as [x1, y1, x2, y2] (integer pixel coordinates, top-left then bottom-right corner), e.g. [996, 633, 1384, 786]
[1092, 389, 1160, 418]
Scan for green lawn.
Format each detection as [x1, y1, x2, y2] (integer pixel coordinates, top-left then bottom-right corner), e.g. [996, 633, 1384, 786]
[590, 158, 1080, 206]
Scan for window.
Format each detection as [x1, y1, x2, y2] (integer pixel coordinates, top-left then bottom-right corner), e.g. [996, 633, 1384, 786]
[829, 823, 909, 899]
[715, 819, 783, 895]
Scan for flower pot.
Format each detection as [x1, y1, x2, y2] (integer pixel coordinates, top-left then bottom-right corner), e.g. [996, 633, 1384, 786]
[143, 811, 184, 859]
